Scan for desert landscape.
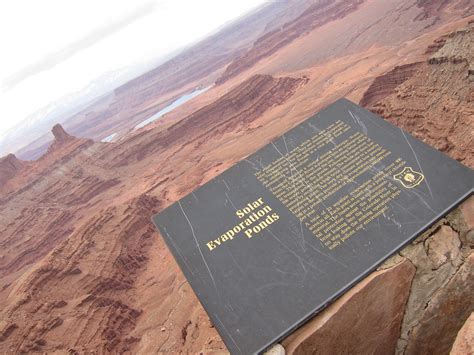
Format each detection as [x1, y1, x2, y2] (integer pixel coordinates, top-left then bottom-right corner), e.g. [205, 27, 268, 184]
[0, 0, 473, 353]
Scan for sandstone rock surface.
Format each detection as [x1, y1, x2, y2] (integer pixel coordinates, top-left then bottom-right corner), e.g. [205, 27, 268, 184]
[426, 225, 461, 269]
[404, 253, 474, 355]
[265, 343, 286, 355]
[460, 196, 474, 230]
[282, 260, 415, 355]
[450, 313, 474, 355]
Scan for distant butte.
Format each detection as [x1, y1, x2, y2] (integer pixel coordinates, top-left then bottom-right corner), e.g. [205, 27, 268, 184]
[45, 124, 93, 157]
[0, 124, 94, 200]
[51, 124, 73, 143]
[0, 153, 25, 186]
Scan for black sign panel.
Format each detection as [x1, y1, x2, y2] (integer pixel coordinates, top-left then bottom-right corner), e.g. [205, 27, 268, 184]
[152, 98, 473, 354]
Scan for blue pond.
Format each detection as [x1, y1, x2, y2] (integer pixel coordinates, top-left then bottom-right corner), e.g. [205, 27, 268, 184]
[135, 86, 211, 130]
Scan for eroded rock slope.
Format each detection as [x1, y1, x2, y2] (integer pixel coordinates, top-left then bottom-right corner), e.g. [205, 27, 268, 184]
[361, 21, 474, 168]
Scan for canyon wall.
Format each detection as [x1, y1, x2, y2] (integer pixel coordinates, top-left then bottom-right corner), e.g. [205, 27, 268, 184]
[0, 3, 473, 355]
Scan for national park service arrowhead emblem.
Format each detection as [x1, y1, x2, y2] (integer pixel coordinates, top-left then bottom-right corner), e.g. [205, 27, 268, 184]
[393, 166, 424, 188]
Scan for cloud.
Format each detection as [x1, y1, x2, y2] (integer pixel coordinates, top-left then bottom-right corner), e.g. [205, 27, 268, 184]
[2, 1, 156, 90]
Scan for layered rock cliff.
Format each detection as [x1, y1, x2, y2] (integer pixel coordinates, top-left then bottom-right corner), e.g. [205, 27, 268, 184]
[0, 195, 159, 353]
[361, 21, 474, 168]
[103, 74, 308, 167]
[359, 63, 423, 108]
[216, 0, 364, 84]
[415, 0, 474, 21]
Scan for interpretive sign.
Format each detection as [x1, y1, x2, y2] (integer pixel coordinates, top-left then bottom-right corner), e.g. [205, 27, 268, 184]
[152, 98, 473, 354]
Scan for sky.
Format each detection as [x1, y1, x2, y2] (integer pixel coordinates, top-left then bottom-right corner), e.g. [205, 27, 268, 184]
[0, 0, 267, 138]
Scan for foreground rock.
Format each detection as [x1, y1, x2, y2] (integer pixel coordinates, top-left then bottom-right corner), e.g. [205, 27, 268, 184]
[283, 259, 415, 354]
[451, 313, 474, 355]
[403, 245, 473, 354]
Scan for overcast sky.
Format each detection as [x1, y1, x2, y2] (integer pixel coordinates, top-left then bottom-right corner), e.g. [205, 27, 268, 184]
[0, 0, 267, 137]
